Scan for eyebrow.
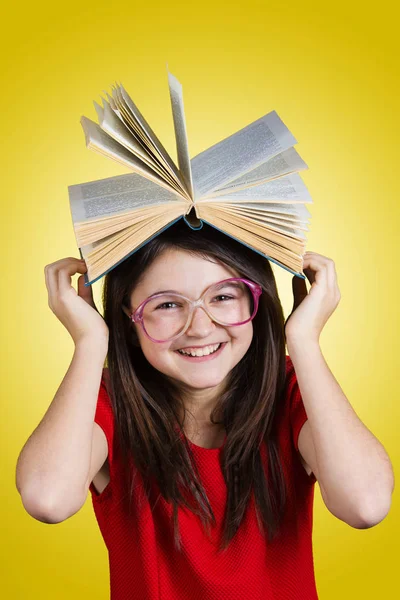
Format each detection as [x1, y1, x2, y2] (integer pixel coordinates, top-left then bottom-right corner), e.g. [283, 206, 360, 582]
[148, 280, 241, 297]
[150, 289, 181, 296]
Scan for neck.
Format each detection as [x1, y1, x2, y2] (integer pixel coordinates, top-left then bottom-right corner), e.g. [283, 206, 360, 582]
[177, 380, 226, 425]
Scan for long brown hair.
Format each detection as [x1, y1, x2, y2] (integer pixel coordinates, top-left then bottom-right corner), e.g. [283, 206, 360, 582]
[102, 218, 289, 553]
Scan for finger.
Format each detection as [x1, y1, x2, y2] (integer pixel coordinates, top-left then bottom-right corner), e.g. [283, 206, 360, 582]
[303, 252, 334, 271]
[45, 263, 61, 306]
[58, 260, 88, 296]
[303, 251, 331, 261]
[302, 255, 329, 288]
[304, 253, 338, 290]
[301, 254, 317, 286]
[45, 258, 84, 308]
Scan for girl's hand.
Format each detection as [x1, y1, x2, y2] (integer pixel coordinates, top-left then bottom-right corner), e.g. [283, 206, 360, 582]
[284, 251, 341, 344]
[44, 257, 109, 346]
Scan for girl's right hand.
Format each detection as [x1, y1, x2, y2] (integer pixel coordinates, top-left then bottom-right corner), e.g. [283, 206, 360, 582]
[44, 257, 109, 346]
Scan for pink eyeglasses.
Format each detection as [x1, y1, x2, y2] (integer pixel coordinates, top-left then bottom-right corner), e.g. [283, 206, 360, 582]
[129, 277, 263, 343]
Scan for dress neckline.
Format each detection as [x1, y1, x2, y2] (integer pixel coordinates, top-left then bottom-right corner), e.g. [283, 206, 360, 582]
[186, 432, 228, 452]
[176, 425, 227, 452]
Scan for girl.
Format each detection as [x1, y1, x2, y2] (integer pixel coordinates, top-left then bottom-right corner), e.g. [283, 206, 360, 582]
[17, 219, 393, 599]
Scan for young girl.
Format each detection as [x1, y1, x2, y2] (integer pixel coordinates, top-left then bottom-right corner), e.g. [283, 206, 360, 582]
[17, 219, 393, 599]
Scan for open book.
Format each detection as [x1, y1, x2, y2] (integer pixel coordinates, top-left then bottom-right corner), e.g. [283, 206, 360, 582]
[68, 69, 312, 286]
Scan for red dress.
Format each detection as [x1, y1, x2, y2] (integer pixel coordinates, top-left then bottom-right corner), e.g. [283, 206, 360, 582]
[89, 355, 318, 599]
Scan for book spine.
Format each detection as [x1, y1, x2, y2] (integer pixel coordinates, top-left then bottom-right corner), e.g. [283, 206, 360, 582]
[183, 216, 203, 230]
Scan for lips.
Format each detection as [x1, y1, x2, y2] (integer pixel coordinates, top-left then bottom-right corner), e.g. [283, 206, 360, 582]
[177, 343, 221, 356]
[176, 342, 226, 351]
[175, 342, 227, 361]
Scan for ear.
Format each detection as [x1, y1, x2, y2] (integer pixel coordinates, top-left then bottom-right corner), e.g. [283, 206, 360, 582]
[122, 305, 141, 347]
[122, 304, 132, 318]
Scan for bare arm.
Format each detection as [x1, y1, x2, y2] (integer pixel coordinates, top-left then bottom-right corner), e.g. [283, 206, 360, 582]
[16, 339, 108, 522]
[16, 257, 110, 523]
[285, 252, 394, 528]
[290, 340, 394, 528]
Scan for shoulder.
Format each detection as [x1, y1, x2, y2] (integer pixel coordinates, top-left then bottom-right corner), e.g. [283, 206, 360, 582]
[94, 368, 115, 448]
[279, 355, 304, 427]
[101, 366, 110, 387]
[284, 355, 297, 396]
[95, 368, 113, 420]
[282, 355, 316, 481]
[285, 354, 301, 391]
[100, 368, 111, 400]
[285, 354, 295, 374]
[272, 355, 297, 426]
[284, 354, 301, 405]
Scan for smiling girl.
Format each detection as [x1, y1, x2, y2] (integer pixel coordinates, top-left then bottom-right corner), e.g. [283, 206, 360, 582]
[16, 219, 393, 599]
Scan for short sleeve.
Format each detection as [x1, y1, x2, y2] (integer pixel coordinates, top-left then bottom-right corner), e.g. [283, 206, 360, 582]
[286, 356, 309, 452]
[286, 356, 317, 484]
[94, 369, 114, 465]
[89, 368, 115, 501]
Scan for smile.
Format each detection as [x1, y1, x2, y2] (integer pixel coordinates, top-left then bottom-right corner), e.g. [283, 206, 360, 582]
[175, 342, 227, 361]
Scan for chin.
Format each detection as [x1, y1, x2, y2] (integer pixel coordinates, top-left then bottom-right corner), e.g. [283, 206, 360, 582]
[168, 368, 229, 390]
[181, 374, 227, 389]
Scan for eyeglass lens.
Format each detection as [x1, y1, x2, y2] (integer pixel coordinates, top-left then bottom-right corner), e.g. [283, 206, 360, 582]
[141, 280, 254, 342]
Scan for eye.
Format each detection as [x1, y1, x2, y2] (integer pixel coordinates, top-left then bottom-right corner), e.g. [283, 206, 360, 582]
[213, 294, 234, 302]
[155, 301, 181, 310]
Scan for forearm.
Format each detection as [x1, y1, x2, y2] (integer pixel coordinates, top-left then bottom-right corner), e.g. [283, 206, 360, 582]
[16, 338, 108, 518]
[287, 338, 394, 523]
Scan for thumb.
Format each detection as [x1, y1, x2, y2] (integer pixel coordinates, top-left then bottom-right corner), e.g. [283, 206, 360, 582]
[77, 275, 97, 309]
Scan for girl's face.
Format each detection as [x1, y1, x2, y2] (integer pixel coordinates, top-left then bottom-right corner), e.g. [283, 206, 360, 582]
[125, 248, 254, 393]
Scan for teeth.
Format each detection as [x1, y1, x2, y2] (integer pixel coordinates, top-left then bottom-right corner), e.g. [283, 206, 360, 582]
[178, 343, 221, 357]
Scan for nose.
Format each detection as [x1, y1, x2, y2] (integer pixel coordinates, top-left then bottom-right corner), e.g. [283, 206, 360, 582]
[185, 305, 215, 336]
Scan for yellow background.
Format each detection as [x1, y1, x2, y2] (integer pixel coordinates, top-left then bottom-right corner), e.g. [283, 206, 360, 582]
[2, 0, 398, 597]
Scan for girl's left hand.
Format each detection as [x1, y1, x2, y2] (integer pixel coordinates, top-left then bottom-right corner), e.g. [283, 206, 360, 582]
[284, 251, 341, 344]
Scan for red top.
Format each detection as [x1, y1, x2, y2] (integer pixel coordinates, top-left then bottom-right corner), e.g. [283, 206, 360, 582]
[89, 355, 318, 599]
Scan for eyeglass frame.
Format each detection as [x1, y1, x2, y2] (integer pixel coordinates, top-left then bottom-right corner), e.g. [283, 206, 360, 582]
[128, 277, 263, 344]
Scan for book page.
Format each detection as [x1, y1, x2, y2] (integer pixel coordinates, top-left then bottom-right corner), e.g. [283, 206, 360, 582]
[191, 111, 297, 198]
[80, 116, 184, 195]
[94, 99, 157, 166]
[205, 204, 308, 237]
[208, 147, 308, 196]
[196, 207, 305, 276]
[115, 85, 189, 197]
[208, 200, 312, 221]
[68, 172, 188, 224]
[212, 205, 308, 239]
[168, 71, 194, 199]
[93, 99, 179, 189]
[80, 210, 185, 285]
[223, 206, 309, 230]
[199, 173, 312, 203]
